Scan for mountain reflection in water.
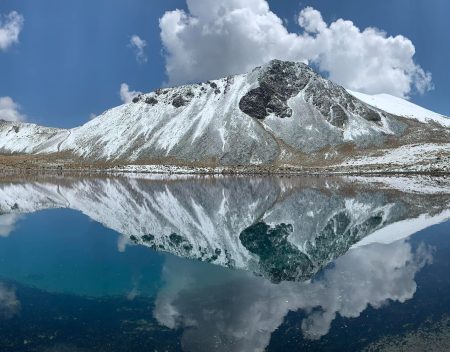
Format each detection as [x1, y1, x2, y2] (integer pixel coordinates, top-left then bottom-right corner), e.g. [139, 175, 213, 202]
[0, 175, 449, 352]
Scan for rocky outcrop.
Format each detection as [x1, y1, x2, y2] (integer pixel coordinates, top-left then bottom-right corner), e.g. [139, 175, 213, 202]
[239, 60, 313, 119]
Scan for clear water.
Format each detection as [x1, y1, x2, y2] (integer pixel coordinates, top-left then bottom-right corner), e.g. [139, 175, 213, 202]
[0, 175, 449, 351]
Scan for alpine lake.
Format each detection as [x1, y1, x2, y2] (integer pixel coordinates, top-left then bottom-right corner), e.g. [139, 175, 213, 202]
[0, 174, 449, 352]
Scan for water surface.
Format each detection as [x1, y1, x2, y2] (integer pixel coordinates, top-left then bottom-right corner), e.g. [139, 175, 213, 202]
[0, 175, 449, 351]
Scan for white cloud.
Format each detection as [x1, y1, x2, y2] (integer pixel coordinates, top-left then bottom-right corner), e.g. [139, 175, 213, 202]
[119, 83, 142, 104]
[0, 96, 26, 122]
[129, 34, 147, 63]
[159, 1, 432, 97]
[298, 6, 326, 33]
[0, 11, 24, 51]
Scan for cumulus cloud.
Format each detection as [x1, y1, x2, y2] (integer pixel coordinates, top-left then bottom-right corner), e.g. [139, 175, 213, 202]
[0, 96, 26, 122]
[119, 83, 141, 103]
[154, 240, 432, 351]
[129, 34, 147, 63]
[0, 11, 24, 51]
[159, 1, 432, 97]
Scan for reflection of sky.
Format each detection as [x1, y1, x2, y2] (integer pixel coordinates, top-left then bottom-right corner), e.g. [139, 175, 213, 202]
[154, 239, 433, 352]
[0, 209, 165, 297]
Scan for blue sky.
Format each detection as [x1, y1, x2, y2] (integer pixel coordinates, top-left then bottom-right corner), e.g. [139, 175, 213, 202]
[0, 0, 449, 128]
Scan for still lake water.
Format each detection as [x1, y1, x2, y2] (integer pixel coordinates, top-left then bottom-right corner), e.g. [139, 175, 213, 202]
[0, 175, 449, 351]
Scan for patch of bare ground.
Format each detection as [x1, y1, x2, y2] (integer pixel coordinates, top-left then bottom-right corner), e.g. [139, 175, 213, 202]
[1, 153, 449, 176]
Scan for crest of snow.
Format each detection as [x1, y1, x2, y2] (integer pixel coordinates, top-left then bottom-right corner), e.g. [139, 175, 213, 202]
[0, 121, 68, 154]
[348, 90, 450, 127]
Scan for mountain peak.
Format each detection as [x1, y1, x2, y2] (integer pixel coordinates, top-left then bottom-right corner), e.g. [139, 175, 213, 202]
[0, 60, 449, 174]
[240, 60, 315, 120]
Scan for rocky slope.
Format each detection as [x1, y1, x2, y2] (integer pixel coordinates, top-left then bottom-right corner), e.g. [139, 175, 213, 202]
[1, 60, 449, 173]
[1, 175, 449, 282]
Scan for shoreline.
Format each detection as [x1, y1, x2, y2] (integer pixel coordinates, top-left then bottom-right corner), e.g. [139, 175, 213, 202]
[1, 164, 450, 178]
[1, 153, 449, 178]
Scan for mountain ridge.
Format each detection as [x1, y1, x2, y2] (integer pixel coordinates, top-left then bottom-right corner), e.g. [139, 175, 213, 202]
[1, 60, 449, 174]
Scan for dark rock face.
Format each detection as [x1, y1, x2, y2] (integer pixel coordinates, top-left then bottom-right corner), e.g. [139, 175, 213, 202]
[132, 96, 140, 103]
[142, 234, 155, 242]
[224, 76, 234, 94]
[304, 77, 381, 127]
[239, 88, 268, 120]
[239, 208, 386, 283]
[302, 211, 384, 267]
[239, 59, 383, 128]
[239, 60, 313, 120]
[145, 97, 158, 106]
[172, 95, 187, 108]
[240, 222, 315, 283]
[331, 105, 348, 128]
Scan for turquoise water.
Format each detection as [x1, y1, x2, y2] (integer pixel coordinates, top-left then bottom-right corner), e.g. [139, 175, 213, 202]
[0, 209, 164, 297]
[0, 176, 449, 351]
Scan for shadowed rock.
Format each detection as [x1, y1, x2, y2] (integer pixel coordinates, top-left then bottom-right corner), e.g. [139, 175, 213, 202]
[239, 60, 313, 119]
[172, 95, 187, 108]
[145, 97, 158, 106]
[239, 59, 383, 129]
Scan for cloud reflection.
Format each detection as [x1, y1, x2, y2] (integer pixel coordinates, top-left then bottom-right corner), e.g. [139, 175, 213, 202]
[0, 214, 22, 237]
[0, 282, 20, 319]
[154, 239, 432, 351]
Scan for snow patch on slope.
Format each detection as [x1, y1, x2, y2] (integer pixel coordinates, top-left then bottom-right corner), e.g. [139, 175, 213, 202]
[341, 143, 450, 167]
[348, 90, 450, 127]
[0, 121, 67, 154]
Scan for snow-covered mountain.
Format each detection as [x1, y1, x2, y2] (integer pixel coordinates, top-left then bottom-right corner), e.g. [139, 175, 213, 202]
[1, 175, 449, 282]
[1, 60, 449, 172]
